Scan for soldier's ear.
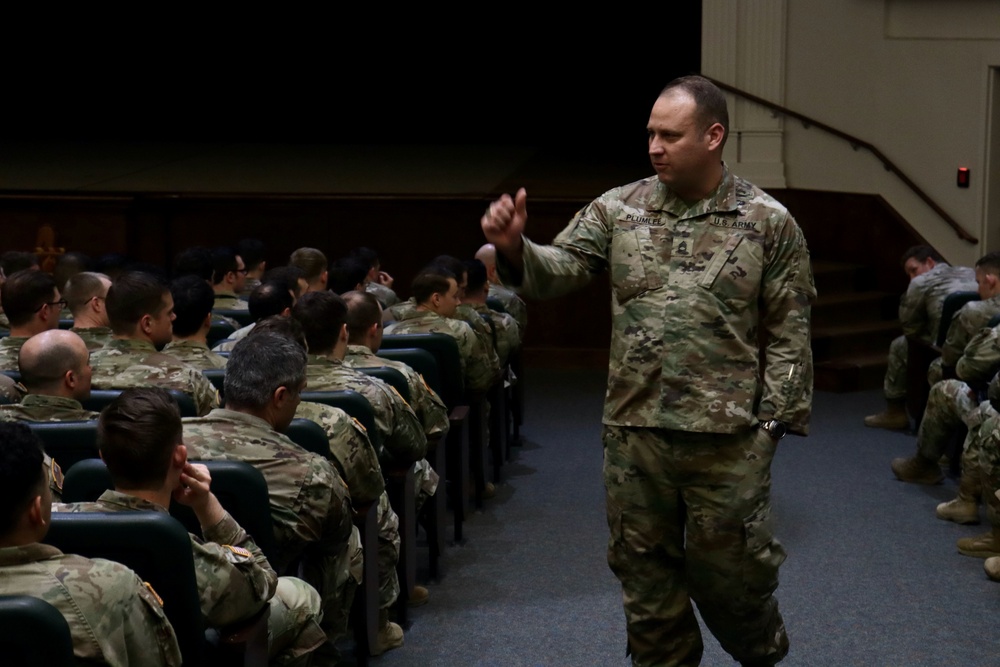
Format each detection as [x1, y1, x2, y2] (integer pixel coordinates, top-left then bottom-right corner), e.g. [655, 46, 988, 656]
[27, 494, 44, 527]
[139, 313, 153, 335]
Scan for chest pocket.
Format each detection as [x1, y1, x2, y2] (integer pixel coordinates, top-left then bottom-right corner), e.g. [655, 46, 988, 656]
[697, 232, 763, 310]
[610, 227, 664, 304]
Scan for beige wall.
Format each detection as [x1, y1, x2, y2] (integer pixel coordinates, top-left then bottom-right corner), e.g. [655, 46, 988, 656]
[703, 0, 1000, 266]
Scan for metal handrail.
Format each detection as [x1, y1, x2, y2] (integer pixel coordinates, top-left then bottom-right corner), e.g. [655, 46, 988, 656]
[707, 77, 977, 244]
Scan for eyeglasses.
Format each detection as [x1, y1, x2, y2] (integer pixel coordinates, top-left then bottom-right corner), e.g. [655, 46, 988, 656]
[36, 298, 67, 312]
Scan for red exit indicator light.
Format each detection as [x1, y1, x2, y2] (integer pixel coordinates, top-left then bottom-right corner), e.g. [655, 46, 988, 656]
[958, 167, 970, 188]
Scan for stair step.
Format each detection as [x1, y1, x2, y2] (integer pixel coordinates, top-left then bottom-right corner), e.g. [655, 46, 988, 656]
[812, 320, 900, 360]
[812, 290, 897, 327]
[812, 259, 876, 295]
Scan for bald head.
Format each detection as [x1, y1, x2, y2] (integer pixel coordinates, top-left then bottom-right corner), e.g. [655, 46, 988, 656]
[475, 243, 499, 284]
[18, 330, 91, 399]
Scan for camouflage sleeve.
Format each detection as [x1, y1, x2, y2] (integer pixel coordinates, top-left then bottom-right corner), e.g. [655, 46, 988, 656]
[458, 322, 502, 394]
[190, 369, 221, 416]
[757, 215, 817, 435]
[296, 401, 385, 505]
[940, 306, 979, 367]
[409, 374, 450, 439]
[898, 279, 929, 338]
[956, 326, 1000, 385]
[195, 510, 277, 628]
[499, 201, 611, 300]
[380, 384, 429, 467]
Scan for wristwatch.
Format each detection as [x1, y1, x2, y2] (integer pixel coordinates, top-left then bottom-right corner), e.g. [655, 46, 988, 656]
[760, 419, 788, 440]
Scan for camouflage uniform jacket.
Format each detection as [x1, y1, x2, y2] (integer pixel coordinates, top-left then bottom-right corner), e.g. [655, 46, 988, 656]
[214, 292, 249, 310]
[212, 322, 255, 352]
[489, 282, 528, 334]
[956, 324, 1000, 387]
[295, 399, 385, 505]
[940, 294, 1000, 368]
[0, 335, 28, 372]
[384, 309, 502, 394]
[899, 262, 977, 343]
[90, 338, 219, 416]
[0, 393, 98, 501]
[0, 543, 182, 666]
[469, 302, 521, 367]
[305, 354, 426, 467]
[344, 344, 449, 440]
[500, 167, 816, 434]
[181, 408, 354, 572]
[163, 340, 229, 369]
[0, 373, 25, 403]
[387, 298, 497, 352]
[366, 281, 401, 308]
[71, 326, 113, 351]
[54, 490, 276, 629]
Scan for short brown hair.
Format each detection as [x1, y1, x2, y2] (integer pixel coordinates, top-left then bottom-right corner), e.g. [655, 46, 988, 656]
[343, 290, 381, 344]
[106, 271, 169, 334]
[98, 387, 182, 489]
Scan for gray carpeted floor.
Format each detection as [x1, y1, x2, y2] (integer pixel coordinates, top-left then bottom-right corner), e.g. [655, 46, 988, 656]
[374, 369, 1000, 666]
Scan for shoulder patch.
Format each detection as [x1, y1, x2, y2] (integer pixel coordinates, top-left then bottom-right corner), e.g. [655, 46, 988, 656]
[388, 385, 411, 408]
[144, 581, 164, 607]
[222, 544, 253, 559]
[351, 417, 367, 433]
[49, 459, 64, 492]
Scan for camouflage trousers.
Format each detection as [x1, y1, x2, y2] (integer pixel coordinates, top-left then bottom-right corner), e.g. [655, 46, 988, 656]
[916, 380, 979, 461]
[602, 425, 788, 667]
[297, 524, 363, 644]
[968, 407, 1000, 527]
[268, 576, 327, 666]
[884, 335, 909, 399]
[377, 491, 401, 610]
[927, 357, 945, 386]
[414, 458, 440, 512]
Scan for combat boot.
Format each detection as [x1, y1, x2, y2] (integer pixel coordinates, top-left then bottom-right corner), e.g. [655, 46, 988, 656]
[936, 473, 980, 524]
[371, 608, 404, 656]
[407, 584, 429, 607]
[891, 455, 944, 485]
[984, 557, 1000, 582]
[864, 399, 909, 430]
[957, 528, 1000, 558]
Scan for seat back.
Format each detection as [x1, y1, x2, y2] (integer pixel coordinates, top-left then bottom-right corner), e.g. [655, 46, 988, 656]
[0, 595, 76, 667]
[485, 296, 507, 313]
[201, 368, 226, 399]
[27, 420, 100, 471]
[376, 347, 441, 397]
[45, 511, 206, 666]
[62, 458, 280, 567]
[937, 290, 980, 347]
[300, 389, 377, 437]
[357, 366, 411, 402]
[380, 333, 464, 407]
[207, 319, 237, 347]
[285, 418, 334, 462]
[82, 388, 198, 417]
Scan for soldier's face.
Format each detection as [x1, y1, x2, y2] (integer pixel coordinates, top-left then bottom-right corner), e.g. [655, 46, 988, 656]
[438, 278, 461, 318]
[233, 256, 247, 292]
[150, 293, 176, 348]
[647, 90, 721, 199]
[904, 257, 935, 281]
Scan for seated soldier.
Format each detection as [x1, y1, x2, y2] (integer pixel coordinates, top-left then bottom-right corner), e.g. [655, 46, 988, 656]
[0, 421, 182, 666]
[966, 375, 1000, 578]
[928, 251, 1000, 385]
[463, 258, 521, 367]
[0, 269, 64, 371]
[0, 330, 100, 501]
[55, 387, 327, 665]
[163, 275, 228, 369]
[53, 252, 92, 320]
[211, 246, 250, 311]
[89, 271, 218, 416]
[865, 246, 977, 430]
[0, 252, 40, 335]
[289, 247, 329, 294]
[213, 275, 299, 353]
[181, 332, 362, 653]
[352, 246, 400, 308]
[237, 238, 267, 297]
[343, 290, 447, 512]
[328, 255, 370, 295]
[476, 242, 528, 334]
[384, 270, 502, 395]
[64, 271, 113, 350]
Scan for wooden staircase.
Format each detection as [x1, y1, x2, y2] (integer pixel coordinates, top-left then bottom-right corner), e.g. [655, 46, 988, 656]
[811, 259, 901, 392]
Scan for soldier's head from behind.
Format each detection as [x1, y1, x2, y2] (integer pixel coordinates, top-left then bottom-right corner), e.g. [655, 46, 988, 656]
[462, 259, 489, 304]
[0, 421, 50, 545]
[474, 243, 499, 284]
[648, 75, 728, 201]
[975, 251, 1000, 300]
[412, 270, 460, 319]
[2, 269, 62, 335]
[173, 246, 215, 283]
[328, 255, 370, 294]
[170, 274, 215, 341]
[262, 265, 308, 302]
[226, 332, 307, 431]
[426, 255, 468, 299]
[0, 251, 39, 279]
[106, 271, 175, 349]
[343, 290, 383, 352]
[236, 238, 266, 279]
[350, 246, 381, 284]
[18, 329, 92, 401]
[291, 290, 348, 357]
[64, 271, 112, 328]
[248, 281, 295, 323]
[98, 387, 184, 492]
[289, 247, 328, 293]
[901, 245, 944, 281]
